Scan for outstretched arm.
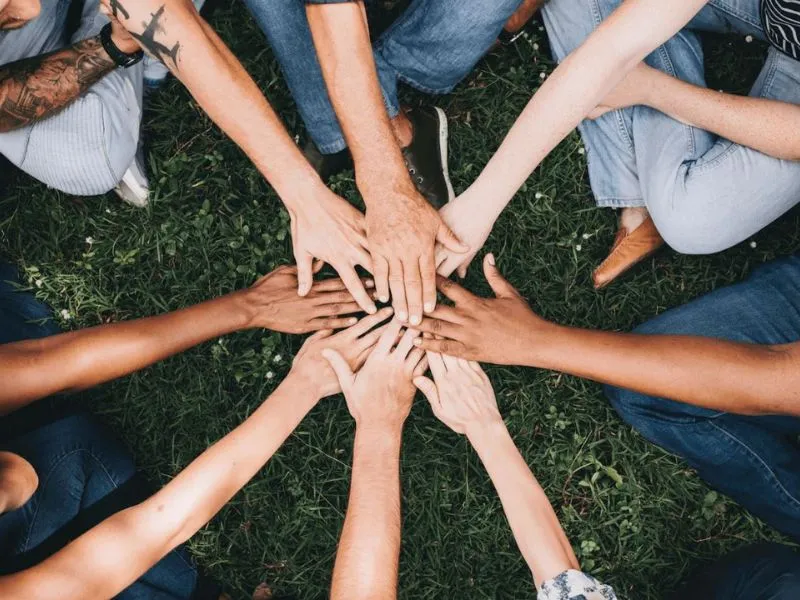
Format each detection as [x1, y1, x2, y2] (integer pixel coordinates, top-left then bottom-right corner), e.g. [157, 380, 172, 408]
[103, 0, 376, 311]
[0, 266, 367, 413]
[592, 63, 800, 160]
[0, 22, 136, 132]
[0, 312, 393, 600]
[306, 1, 466, 326]
[325, 319, 427, 599]
[414, 255, 800, 417]
[414, 357, 580, 587]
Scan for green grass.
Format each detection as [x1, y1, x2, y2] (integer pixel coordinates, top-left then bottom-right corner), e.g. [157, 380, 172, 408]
[1, 3, 798, 599]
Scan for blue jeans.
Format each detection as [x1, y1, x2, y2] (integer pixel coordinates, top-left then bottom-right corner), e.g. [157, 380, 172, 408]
[674, 542, 800, 599]
[0, 265, 216, 599]
[542, 0, 800, 254]
[243, 0, 523, 154]
[605, 255, 800, 542]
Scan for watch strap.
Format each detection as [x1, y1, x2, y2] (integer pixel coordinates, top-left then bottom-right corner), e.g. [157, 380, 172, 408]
[99, 23, 144, 68]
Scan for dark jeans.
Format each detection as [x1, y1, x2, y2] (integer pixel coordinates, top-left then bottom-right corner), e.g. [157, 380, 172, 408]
[0, 264, 218, 599]
[674, 542, 800, 600]
[606, 255, 800, 542]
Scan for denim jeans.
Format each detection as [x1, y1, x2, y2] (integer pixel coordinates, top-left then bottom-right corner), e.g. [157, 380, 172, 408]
[0, 265, 216, 599]
[0, 0, 142, 195]
[673, 542, 800, 600]
[243, 0, 523, 154]
[605, 255, 800, 542]
[542, 0, 800, 254]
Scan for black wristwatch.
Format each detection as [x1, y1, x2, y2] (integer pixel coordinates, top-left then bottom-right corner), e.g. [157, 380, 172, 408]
[99, 23, 144, 68]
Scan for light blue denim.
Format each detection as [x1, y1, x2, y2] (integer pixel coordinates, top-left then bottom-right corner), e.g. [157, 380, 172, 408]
[243, 0, 523, 154]
[542, 0, 800, 254]
[0, 0, 143, 195]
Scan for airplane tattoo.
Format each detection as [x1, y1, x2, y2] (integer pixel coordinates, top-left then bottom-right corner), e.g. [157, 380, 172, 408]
[129, 5, 181, 69]
[108, 0, 129, 20]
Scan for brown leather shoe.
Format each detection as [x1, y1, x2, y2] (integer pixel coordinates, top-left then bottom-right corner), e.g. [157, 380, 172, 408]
[593, 216, 664, 289]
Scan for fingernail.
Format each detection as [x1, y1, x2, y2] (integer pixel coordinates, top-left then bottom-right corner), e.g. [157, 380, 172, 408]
[398, 311, 408, 322]
[348, 317, 358, 325]
[383, 307, 394, 315]
[379, 295, 389, 303]
[424, 303, 434, 313]
[367, 305, 377, 314]
[365, 280, 375, 288]
[410, 315, 421, 326]
[487, 253, 496, 266]
[414, 339, 422, 346]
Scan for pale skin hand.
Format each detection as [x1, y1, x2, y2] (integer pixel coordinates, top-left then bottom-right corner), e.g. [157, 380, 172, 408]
[305, 2, 467, 326]
[414, 254, 552, 365]
[435, 190, 496, 278]
[290, 307, 395, 398]
[101, 0, 376, 313]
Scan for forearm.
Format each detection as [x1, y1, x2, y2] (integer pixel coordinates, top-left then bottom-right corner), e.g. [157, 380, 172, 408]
[331, 425, 403, 600]
[468, 0, 707, 216]
[306, 3, 410, 198]
[112, 0, 321, 205]
[468, 421, 578, 587]
[0, 291, 255, 411]
[0, 36, 115, 132]
[0, 375, 320, 600]
[644, 70, 800, 160]
[527, 325, 800, 415]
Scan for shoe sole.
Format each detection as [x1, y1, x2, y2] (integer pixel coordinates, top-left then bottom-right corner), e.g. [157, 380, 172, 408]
[434, 106, 455, 203]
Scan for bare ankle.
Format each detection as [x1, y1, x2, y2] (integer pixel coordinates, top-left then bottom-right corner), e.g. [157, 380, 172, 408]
[619, 206, 649, 232]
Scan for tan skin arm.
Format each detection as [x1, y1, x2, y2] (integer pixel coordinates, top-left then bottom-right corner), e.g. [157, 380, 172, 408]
[413, 255, 800, 417]
[0, 266, 369, 414]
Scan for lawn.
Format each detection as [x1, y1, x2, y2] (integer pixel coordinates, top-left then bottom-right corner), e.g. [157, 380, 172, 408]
[1, 2, 798, 599]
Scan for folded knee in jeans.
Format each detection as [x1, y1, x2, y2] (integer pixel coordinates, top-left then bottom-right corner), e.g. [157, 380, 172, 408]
[650, 206, 741, 256]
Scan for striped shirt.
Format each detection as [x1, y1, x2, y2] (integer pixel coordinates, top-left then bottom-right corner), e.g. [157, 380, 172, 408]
[762, 0, 800, 59]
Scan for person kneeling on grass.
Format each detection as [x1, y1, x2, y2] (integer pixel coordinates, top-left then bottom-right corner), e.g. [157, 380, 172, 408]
[0, 260, 385, 599]
[412, 253, 800, 597]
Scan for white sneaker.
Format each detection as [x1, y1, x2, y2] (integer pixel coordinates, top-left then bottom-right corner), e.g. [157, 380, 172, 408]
[114, 150, 150, 208]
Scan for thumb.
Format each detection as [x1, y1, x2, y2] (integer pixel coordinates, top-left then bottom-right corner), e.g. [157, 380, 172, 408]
[296, 253, 314, 296]
[483, 253, 518, 298]
[413, 376, 439, 407]
[436, 223, 469, 254]
[322, 348, 354, 390]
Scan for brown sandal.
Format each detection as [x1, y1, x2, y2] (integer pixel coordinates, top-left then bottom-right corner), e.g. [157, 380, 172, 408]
[593, 216, 664, 289]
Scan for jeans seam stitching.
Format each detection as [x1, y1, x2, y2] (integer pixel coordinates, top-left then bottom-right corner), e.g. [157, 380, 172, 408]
[708, 420, 800, 510]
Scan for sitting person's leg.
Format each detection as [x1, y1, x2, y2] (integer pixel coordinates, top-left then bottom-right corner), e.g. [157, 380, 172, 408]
[672, 542, 800, 600]
[0, 0, 146, 203]
[606, 255, 800, 542]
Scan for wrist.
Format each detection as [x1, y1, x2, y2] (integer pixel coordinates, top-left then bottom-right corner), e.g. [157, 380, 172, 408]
[216, 291, 256, 332]
[356, 162, 415, 205]
[355, 417, 406, 439]
[280, 371, 325, 405]
[268, 163, 328, 211]
[465, 418, 509, 450]
[518, 320, 565, 369]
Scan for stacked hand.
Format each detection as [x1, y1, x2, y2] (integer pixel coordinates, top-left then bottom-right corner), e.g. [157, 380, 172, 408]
[414, 355, 502, 436]
[323, 317, 428, 430]
[435, 192, 493, 279]
[242, 263, 376, 334]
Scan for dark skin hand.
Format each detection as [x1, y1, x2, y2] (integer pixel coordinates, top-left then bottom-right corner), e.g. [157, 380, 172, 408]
[412, 253, 548, 365]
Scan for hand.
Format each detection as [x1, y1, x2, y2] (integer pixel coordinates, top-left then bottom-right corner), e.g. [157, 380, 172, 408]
[414, 355, 502, 436]
[98, 2, 141, 55]
[323, 318, 428, 430]
[413, 254, 554, 365]
[435, 192, 494, 278]
[290, 307, 395, 398]
[241, 264, 376, 334]
[587, 62, 654, 120]
[364, 182, 468, 326]
[290, 185, 376, 314]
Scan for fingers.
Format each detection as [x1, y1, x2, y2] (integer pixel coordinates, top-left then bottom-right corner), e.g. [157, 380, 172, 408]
[337, 264, 377, 314]
[375, 318, 404, 356]
[442, 352, 460, 371]
[412, 354, 429, 378]
[388, 260, 408, 323]
[296, 252, 314, 296]
[457, 264, 468, 279]
[436, 275, 475, 305]
[426, 350, 447, 381]
[403, 259, 424, 326]
[393, 327, 420, 360]
[314, 301, 363, 318]
[313, 277, 374, 294]
[307, 316, 359, 331]
[436, 223, 469, 253]
[313, 259, 325, 275]
[413, 376, 441, 412]
[346, 306, 394, 338]
[355, 323, 390, 353]
[411, 317, 461, 340]
[373, 255, 390, 304]
[483, 253, 519, 299]
[415, 337, 468, 358]
[405, 347, 426, 374]
[420, 253, 437, 317]
[321, 348, 355, 391]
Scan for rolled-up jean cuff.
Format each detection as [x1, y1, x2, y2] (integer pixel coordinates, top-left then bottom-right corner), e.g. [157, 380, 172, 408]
[317, 138, 348, 155]
[304, 0, 361, 3]
[596, 196, 646, 209]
